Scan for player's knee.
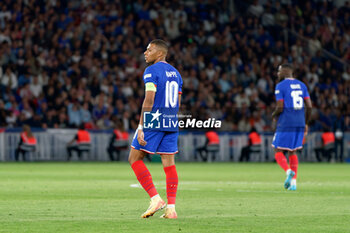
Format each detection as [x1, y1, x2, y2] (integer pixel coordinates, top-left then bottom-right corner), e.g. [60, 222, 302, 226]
[288, 150, 297, 156]
[128, 154, 135, 165]
[275, 148, 283, 153]
[128, 149, 143, 165]
[160, 154, 175, 167]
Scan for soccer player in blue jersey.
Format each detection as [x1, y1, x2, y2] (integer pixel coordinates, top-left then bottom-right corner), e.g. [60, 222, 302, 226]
[272, 64, 312, 191]
[128, 39, 182, 218]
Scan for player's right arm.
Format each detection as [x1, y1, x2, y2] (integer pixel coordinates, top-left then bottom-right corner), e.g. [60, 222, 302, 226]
[138, 90, 155, 146]
[137, 67, 157, 146]
[272, 83, 284, 120]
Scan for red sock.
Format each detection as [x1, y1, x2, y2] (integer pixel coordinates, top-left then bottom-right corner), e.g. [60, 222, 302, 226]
[131, 160, 158, 198]
[164, 165, 178, 205]
[289, 154, 298, 179]
[275, 152, 289, 172]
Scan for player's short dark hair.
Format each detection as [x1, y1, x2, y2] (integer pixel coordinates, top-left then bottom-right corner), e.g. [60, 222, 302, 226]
[280, 63, 294, 71]
[150, 39, 168, 53]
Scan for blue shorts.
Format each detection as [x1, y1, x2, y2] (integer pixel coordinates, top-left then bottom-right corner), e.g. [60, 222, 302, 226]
[131, 130, 178, 154]
[272, 127, 305, 151]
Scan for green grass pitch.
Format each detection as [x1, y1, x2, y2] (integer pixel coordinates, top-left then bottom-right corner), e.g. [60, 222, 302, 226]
[0, 162, 349, 233]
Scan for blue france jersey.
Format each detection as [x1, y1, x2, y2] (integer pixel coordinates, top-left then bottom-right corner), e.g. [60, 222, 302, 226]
[275, 78, 310, 128]
[143, 62, 183, 131]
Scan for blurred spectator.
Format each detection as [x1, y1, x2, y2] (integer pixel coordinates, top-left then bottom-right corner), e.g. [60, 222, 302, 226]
[29, 76, 43, 98]
[68, 102, 82, 128]
[315, 128, 335, 162]
[15, 125, 37, 161]
[107, 120, 129, 161]
[0, 100, 6, 127]
[195, 131, 220, 162]
[66, 124, 91, 161]
[248, 0, 264, 17]
[239, 127, 262, 162]
[238, 117, 252, 132]
[80, 102, 92, 125]
[333, 110, 345, 162]
[1, 67, 17, 90]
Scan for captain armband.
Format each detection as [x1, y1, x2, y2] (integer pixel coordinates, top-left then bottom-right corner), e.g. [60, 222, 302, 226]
[145, 82, 157, 92]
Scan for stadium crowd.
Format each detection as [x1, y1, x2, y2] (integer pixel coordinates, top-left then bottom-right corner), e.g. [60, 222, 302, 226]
[0, 0, 350, 133]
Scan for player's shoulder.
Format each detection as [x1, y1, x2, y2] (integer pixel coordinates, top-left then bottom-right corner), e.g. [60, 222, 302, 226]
[297, 79, 308, 88]
[160, 62, 182, 77]
[144, 63, 159, 73]
[145, 62, 171, 72]
[291, 79, 308, 90]
[276, 79, 286, 89]
[165, 62, 181, 77]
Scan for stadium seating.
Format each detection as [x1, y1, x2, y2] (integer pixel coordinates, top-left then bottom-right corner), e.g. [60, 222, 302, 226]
[0, 1, 349, 133]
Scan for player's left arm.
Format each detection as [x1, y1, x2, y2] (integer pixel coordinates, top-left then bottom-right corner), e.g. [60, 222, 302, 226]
[304, 97, 312, 124]
[178, 75, 183, 108]
[178, 94, 181, 107]
[303, 85, 312, 134]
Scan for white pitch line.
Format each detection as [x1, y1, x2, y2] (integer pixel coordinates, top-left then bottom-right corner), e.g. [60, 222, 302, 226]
[129, 184, 199, 191]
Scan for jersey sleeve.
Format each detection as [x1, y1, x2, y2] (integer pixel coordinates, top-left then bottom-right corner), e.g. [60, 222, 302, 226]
[302, 83, 310, 99]
[143, 66, 158, 86]
[178, 74, 183, 94]
[274, 83, 283, 101]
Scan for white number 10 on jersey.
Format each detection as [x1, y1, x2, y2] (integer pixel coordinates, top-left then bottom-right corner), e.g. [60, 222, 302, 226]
[165, 81, 178, 108]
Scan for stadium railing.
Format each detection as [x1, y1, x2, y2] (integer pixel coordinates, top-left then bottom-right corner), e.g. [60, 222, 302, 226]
[0, 129, 349, 162]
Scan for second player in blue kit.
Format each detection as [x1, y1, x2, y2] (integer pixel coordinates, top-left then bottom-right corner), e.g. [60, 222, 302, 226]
[272, 73, 310, 151]
[272, 64, 312, 191]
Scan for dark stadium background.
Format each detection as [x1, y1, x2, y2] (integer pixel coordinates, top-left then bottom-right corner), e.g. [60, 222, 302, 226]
[0, 0, 349, 162]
